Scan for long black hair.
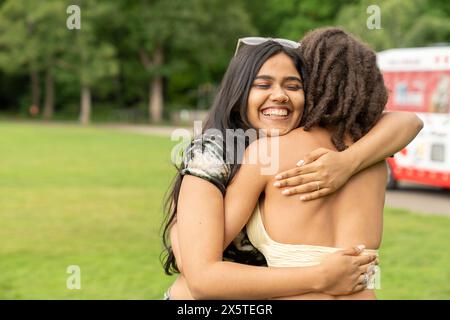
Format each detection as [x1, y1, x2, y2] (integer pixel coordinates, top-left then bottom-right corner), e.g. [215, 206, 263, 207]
[161, 41, 306, 275]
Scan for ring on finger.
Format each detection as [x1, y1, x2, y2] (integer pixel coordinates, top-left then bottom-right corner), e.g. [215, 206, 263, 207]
[362, 273, 369, 286]
[367, 265, 374, 274]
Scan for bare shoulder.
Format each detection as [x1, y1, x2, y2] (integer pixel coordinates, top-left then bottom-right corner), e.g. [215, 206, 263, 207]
[286, 126, 332, 141]
[243, 129, 310, 161]
[282, 127, 315, 139]
[242, 136, 279, 165]
[279, 126, 335, 152]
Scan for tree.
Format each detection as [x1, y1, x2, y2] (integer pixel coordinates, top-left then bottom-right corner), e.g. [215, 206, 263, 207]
[34, 1, 67, 119]
[0, 0, 67, 119]
[0, 0, 44, 112]
[122, 0, 254, 123]
[242, 0, 358, 41]
[62, 0, 118, 125]
[336, 0, 450, 51]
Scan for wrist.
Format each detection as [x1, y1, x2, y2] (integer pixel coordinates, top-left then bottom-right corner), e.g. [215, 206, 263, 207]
[310, 264, 327, 293]
[342, 147, 361, 175]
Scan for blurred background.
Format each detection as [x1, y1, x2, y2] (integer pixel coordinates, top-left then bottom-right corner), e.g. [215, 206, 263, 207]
[0, 0, 449, 299]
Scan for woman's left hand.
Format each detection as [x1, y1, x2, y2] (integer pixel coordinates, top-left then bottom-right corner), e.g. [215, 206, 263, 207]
[273, 148, 357, 201]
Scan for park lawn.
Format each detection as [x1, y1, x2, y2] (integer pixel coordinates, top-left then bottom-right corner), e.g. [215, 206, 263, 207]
[0, 121, 449, 299]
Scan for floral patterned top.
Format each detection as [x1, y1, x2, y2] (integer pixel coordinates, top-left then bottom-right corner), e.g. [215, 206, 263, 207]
[181, 134, 267, 266]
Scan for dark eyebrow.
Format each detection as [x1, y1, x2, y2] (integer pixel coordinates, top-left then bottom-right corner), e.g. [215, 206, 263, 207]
[285, 76, 303, 83]
[254, 75, 302, 83]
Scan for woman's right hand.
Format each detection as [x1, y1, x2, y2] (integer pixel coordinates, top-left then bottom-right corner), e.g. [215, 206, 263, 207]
[317, 245, 378, 295]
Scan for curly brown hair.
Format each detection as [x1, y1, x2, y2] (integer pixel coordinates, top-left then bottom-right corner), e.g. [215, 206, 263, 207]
[299, 27, 388, 151]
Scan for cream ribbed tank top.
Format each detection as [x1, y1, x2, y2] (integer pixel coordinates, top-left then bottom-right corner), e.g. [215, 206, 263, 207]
[246, 203, 380, 289]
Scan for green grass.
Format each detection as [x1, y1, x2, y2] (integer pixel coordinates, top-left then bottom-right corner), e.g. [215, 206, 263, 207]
[377, 209, 450, 299]
[0, 122, 176, 299]
[0, 121, 449, 299]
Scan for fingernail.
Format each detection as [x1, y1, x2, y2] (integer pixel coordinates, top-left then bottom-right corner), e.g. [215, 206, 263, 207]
[275, 175, 282, 180]
[357, 245, 365, 250]
[282, 189, 290, 195]
[273, 182, 281, 187]
[296, 160, 304, 166]
[300, 196, 306, 201]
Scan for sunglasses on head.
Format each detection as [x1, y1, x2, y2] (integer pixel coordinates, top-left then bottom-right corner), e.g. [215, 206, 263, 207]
[234, 37, 301, 57]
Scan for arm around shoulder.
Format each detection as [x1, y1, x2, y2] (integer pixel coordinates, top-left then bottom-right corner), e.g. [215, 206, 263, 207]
[344, 111, 423, 174]
[176, 164, 323, 299]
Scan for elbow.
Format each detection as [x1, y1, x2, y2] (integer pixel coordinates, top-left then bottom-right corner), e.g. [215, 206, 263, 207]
[385, 111, 424, 134]
[410, 113, 424, 136]
[415, 116, 424, 132]
[188, 279, 216, 300]
[185, 268, 218, 300]
[403, 112, 424, 136]
[189, 284, 212, 300]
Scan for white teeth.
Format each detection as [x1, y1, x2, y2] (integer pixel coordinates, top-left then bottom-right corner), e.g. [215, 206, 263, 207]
[262, 108, 288, 116]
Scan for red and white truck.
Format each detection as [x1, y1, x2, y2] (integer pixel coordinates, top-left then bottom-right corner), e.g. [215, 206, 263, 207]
[377, 46, 450, 189]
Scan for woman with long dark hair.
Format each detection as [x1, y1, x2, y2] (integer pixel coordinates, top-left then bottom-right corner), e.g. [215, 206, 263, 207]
[162, 34, 423, 299]
[215, 27, 410, 299]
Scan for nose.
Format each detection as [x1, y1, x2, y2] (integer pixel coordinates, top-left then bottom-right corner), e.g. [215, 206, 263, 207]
[270, 86, 289, 103]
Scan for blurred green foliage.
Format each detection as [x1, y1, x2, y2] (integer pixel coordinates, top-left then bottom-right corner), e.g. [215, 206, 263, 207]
[0, 0, 448, 123]
[337, 0, 450, 50]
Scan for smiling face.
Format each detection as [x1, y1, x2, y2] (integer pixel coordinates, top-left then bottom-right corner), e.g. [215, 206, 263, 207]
[247, 52, 305, 136]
